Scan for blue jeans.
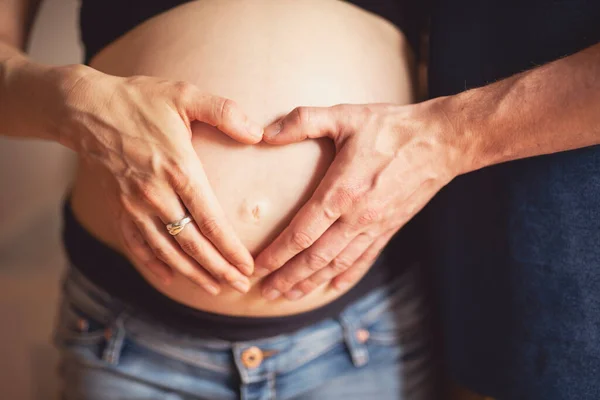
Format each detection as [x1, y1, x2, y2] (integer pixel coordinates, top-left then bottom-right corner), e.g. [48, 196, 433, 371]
[54, 264, 436, 399]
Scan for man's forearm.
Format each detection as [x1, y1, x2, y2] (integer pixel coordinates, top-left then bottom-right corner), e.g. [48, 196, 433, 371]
[444, 41, 600, 173]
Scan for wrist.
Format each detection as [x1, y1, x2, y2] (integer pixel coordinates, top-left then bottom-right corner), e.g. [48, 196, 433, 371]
[427, 94, 486, 176]
[45, 63, 99, 151]
[3, 60, 97, 150]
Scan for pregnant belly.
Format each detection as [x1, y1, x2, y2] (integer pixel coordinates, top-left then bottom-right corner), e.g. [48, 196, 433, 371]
[70, 0, 415, 316]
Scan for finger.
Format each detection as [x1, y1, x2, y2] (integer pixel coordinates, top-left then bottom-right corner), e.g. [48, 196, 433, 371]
[254, 148, 368, 275]
[184, 89, 263, 144]
[123, 202, 222, 295]
[259, 220, 360, 300]
[332, 230, 397, 291]
[132, 185, 252, 293]
[168, 154, 255, 276]
[158, 215, 251, 294]
[104, 175, 175, 284]
[118, 214, 173, 284]
[288, 232, 375, 300]
[325, 174, 439, 290]
[263, 105, 348, 144]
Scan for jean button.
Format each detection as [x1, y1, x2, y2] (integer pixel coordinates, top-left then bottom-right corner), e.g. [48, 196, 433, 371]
[241, 346, 263, 369]
[356, 328, 370, 343]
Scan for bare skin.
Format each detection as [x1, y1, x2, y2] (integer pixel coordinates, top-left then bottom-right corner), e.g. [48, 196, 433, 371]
[67, 0, 416, 316]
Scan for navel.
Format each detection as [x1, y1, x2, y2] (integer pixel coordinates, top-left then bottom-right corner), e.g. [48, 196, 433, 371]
[239, 198, 270, 224]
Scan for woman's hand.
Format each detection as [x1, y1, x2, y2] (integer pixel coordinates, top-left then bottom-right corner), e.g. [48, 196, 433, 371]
[51, 64, 263, 295]
[255, 101, 468, 300]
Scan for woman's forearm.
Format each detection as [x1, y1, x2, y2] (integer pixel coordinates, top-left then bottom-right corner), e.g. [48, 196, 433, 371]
[0, 39, 81, 147]
[446, 42, 600, 174]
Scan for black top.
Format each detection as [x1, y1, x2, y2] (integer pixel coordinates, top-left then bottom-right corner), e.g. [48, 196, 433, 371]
[425, 0, 600, 399]
[66, 0, 420, 341]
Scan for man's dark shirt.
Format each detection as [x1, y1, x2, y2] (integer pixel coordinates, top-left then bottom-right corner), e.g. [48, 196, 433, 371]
[421, 0, 600, 398]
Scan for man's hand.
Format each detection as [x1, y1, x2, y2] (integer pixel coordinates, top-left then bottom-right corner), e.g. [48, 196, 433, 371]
[255, 100, 469, 300]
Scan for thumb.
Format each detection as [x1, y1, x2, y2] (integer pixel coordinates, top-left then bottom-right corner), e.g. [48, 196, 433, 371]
[187, 92, 263, 144]
[263, 106, 344, 145]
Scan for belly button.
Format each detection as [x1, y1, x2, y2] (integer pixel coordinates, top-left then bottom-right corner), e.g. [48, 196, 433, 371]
[251, 205, 261, 221]
[239, 199, 269, 223]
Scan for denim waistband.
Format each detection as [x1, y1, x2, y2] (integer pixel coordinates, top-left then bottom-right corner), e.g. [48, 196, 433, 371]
[61, 263, 426, 384]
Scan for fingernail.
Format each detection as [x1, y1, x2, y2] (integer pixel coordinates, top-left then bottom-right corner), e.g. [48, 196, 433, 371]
[204, 284, 220, 295]
[254, 267, 270, 277]
[263, 289, 281, 300]
[247, 122, 263, 140]
[285, 290, 304, 301]
[335, 281, 350, 291]
[231, 280, 250, 293]
[264, 122, 282, 139]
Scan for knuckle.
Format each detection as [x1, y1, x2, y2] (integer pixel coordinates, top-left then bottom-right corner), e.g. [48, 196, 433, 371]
[365, 230, 380, 241]
[272, 275, 297, 291]
[130, 216, 146, 231]
[331, 257, 353, 273]
[223, 249, 247, 267]
[176, 262, 206, 280]
[296, 281, 317, 293]
[179, 238, 203, 257]
[328, 185, 362, 211]
[357, 208, 380, 226]
[217, 98, 236, 122]
[305, 252, 330, 271]
[358, 106, 381, 129]
[361, 105, 376, 120]
[173, 80, 196, 100]
[133, 181, 159, 207]
[221, 270, 242, 283]
[178, 265, 201, 282]
[166, 160, 192, 193]
[290, 231, 313, 251]
[197, 217, 221, 238]
[382, 113, 396, 128]
[151, 245, 174, 262]
[291, 106, 310, 125]
[208, 268, 226, 282]
[260, 255, 280, 272]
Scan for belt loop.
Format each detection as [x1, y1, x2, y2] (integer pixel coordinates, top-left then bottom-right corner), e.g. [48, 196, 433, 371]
[339, 314, 369, 368]
[102, 311, 127, 365]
